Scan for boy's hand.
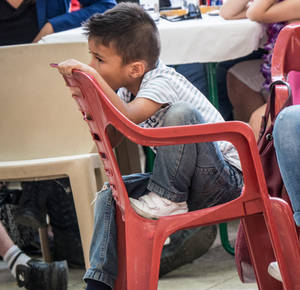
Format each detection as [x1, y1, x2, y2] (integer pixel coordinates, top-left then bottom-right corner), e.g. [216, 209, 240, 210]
[57, 59, 98, 77]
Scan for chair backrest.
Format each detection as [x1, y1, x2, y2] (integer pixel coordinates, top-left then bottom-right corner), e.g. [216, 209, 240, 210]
[0, 42, 95, 161]
[271, 22, 300, 112]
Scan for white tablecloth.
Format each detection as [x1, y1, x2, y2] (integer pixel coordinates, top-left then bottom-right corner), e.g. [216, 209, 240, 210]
[39, 14, 265, 65]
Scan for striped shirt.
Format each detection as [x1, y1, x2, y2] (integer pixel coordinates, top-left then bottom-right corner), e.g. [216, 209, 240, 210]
[117, 60, 241, 171]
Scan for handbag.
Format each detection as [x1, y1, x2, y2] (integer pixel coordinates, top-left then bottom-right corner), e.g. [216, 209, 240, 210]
[235, 80, 293, 283]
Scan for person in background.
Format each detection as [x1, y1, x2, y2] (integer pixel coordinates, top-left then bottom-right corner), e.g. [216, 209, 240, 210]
[0, 219, 68, 290]
[220, 0, 300, 140]
[0, 0, 116, 46]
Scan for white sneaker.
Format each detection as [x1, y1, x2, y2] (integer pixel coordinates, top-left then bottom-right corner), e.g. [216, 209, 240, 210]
[268, 261, 283, 282]
[129, 192, 188, 219]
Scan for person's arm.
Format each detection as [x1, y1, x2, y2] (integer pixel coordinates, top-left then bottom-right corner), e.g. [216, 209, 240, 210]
[219, 0, 251, 20]
[33, 22, 54, 43]
[57, 59, 163, 125]
[246, 0, 300, 23]
[48, 0, 116, 33]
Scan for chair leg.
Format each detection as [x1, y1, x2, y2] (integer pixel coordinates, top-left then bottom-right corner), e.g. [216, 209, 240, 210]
[38, 226, 52, 263]
[115, 210, 164, 290]
[242, 214, 282, 290]
[270, 199, 300, 289]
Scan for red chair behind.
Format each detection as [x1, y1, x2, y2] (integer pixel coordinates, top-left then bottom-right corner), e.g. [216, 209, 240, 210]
[60, 70, 300, 290]
[272, 22, 300, 112]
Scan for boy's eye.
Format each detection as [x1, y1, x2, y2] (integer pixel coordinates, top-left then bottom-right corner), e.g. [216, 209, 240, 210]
[95, 56, 103, 63]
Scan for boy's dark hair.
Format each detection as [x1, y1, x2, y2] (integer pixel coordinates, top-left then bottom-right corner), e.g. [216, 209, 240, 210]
[83, 2, 161, 69]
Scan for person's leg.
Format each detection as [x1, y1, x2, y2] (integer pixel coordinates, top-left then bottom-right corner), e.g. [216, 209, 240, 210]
[216, 49, 265, 120]
[274, 105, 300, 226]
[227, 72, 265, 123]
[131, 102, 243, 217]
[0, 219, 14, 257]
[0, 220, 68, 290]
[84, 173, 151, 289]
[248, 103, 267, 141]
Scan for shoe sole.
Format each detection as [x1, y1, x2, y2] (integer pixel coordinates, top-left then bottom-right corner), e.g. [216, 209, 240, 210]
[159, 225, 217, 277]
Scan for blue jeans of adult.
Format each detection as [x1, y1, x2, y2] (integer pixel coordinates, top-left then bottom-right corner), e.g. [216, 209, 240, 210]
[83, 102, 243, 288]
[274, 105, 300, 226]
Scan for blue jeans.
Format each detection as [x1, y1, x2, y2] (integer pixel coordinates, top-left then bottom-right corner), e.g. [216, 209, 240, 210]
[274, 105, 300, 226]
[84, 102, 243, 288]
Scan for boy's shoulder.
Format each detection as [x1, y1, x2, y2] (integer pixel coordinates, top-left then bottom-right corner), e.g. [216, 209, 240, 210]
[142, 60, 188, 85]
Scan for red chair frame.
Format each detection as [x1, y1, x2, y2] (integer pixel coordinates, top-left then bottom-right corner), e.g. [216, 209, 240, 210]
[272, 22, 300, 113]
[60, 69, 300, 290]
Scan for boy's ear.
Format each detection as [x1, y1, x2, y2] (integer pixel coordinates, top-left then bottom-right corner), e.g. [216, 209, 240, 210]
[128, 61, 146, 79]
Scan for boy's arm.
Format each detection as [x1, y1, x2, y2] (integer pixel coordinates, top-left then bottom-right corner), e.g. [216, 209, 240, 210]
[57, 59, 163, 122]
[220, 0, 250, 20]
[246, 0, 300, 23]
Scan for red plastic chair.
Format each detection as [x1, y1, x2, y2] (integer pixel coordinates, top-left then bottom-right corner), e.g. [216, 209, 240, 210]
[272, 22, 300, 113]
[59, 69, 300, 289]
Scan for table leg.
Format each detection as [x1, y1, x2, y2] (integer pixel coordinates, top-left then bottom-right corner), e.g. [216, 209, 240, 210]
[206, 62, 219, 108]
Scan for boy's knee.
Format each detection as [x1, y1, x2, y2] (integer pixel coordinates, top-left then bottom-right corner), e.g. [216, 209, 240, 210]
[163, 102, 203, 126]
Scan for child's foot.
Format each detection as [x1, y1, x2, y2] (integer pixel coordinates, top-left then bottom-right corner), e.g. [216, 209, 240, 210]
[129, 192, 188, 219]
[268, 261, 282, 282]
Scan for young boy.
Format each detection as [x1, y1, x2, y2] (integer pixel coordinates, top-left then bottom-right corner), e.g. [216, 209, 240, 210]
[57, 3, 243, 289]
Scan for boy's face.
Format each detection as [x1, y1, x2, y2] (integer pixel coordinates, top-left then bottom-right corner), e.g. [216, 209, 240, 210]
[88, 38, 130, 91]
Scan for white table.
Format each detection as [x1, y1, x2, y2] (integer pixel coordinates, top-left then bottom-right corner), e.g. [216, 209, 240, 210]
[40, 14, 265, 65]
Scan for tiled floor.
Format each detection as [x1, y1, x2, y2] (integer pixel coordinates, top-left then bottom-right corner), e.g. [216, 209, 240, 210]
[0, 220, 258, 290]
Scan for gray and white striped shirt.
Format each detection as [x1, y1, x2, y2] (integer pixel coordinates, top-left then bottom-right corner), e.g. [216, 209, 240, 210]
[117, 61, 241, 171]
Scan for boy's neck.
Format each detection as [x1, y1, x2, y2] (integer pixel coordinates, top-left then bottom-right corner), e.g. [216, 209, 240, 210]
[126, 75, 144, 96]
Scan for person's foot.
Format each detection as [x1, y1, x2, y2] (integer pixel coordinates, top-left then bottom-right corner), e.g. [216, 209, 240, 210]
[159, 225, 217, 277]
[129, 192, 188, 219]
[268, 261, 282, 282]
[16, 259, 68, 290]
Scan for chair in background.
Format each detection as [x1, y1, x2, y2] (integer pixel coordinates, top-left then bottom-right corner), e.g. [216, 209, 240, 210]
[0, 42, 106, 267]
[271, 22, 300, 112]
[61, 68, 300, 289]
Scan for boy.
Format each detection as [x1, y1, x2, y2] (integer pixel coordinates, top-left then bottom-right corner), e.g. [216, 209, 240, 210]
[57, 3, 243, 289]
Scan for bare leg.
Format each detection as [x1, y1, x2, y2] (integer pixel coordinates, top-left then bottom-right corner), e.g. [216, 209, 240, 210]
[248, 103, 268, 141]
[227, 72, 265, 122]
[0, 220, 14, 258]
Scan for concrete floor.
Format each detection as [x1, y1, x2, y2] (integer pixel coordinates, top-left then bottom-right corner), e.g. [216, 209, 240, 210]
[0, 220, 258, 290]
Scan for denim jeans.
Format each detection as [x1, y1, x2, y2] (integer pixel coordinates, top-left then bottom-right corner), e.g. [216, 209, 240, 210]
[84, 102, 243, 288]
[274, 105, 300, 226]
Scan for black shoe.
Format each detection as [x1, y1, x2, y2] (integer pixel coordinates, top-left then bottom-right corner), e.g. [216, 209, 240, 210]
[52, 227, 85, 268]
[16, 259, 68, 290]
[159, 225, 217, 277]
[15, 181, 48, 229]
